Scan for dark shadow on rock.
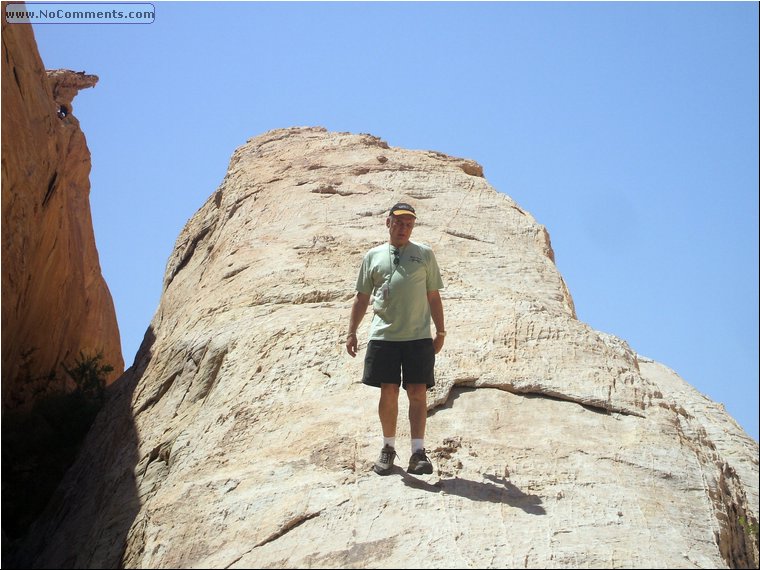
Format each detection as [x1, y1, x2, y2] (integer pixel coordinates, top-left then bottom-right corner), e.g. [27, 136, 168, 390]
[482, 473, 546, 515]
[6, 326, 156, 569]
[429, 386, 478, 415]
[397, 468, 546, 515]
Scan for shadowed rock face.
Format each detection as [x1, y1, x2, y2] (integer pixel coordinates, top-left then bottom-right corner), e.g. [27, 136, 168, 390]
[11, 127, 758, 569]
[1, 19, 123, 408]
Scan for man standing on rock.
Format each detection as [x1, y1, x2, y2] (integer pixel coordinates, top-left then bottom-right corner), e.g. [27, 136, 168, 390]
[345, 202, 445, 476]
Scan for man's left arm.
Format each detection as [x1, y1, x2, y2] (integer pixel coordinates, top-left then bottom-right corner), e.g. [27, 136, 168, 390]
[427, 289, 445, 354]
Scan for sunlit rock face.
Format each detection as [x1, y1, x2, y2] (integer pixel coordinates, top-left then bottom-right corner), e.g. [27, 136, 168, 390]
[12, 126, 758, 569]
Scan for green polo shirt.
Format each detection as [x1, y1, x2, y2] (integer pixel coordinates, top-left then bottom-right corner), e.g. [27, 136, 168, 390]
[356, 240, 444, 341]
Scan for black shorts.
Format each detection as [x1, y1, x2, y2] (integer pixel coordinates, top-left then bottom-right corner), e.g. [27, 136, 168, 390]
[362, 339, 435, 390]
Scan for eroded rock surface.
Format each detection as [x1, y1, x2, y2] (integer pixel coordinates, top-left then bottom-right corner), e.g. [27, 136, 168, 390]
[13, 127, 758, 569]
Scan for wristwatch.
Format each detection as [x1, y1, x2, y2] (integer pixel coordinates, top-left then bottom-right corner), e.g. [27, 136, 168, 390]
[436, 330, 446, 337]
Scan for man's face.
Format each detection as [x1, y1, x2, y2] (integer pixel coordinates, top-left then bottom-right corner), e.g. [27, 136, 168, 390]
[387, 214, 415, 247]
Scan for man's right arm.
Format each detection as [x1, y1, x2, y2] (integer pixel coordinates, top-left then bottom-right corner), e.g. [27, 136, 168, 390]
[346, 292, 371, 357]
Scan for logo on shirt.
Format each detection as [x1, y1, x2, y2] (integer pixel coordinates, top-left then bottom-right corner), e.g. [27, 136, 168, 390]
[409, 255, 423, 264]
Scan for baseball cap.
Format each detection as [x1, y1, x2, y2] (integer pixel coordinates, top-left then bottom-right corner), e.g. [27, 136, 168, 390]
[389, 202, 416, 218]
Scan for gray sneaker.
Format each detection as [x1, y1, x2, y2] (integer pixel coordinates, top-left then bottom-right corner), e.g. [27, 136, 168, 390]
[407, 448, 434, 475]
[373, 444, 398, 476]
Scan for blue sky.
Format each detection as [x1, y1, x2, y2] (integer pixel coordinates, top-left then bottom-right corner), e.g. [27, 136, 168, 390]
[30, 1, 758, 440]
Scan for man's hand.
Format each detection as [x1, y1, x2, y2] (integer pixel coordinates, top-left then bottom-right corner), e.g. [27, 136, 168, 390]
[433, 334, 445, 354]
[427, 290, 445, 355]
[346, 334, 358, 357]
[346, 293, 370, 358]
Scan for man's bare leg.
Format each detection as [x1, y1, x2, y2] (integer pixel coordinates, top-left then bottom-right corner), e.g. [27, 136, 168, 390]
[373, 383, 401, 475]
[379, 383, 400, 438]
[406, 384, 433, 474]
[407, 383, 427, 440]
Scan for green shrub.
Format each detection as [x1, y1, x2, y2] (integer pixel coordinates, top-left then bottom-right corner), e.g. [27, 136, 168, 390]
[739, 515, 759, 537]
[63, 351, 113, 404]
[1, 351, 113, 540]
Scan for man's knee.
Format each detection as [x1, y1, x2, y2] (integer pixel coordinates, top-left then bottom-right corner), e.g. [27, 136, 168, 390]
[380, 383, 400, 399]
[406, 384, 427, 402]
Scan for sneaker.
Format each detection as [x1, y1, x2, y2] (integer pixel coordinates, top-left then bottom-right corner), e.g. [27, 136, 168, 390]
[373, 444, 398, 476]
[407, 448, 434, 475]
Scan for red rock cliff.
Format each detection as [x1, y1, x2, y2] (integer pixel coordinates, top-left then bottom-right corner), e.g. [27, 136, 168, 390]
[1, 17, 123, 408]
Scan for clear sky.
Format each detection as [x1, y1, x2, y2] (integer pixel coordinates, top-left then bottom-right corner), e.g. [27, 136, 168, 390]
[30, 1, 758, 440]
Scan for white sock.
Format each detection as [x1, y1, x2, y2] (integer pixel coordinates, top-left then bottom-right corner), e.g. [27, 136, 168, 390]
[383, 436, 396, 449]
[411, 439, 425, 453]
